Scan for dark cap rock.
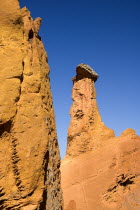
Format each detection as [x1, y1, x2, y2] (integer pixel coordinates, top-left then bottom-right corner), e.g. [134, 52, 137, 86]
[76, 63, 99, 82]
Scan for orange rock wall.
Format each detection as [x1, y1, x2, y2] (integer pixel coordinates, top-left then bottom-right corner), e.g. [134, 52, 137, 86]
[0, 1, 63, 209]
[62, 134, 140, 210]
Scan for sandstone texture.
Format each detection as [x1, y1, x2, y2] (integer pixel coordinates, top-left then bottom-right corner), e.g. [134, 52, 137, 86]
[0, 1, 63, 209]
[67, 63, 114, 156]
[61, 64, 140, 210]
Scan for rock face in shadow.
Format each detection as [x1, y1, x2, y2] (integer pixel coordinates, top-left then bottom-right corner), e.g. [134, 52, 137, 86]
[0, 1, 63, 209]
[61, 64, 140, 210]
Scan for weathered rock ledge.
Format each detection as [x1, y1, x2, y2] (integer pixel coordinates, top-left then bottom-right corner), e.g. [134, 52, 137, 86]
[72, 63, 99, 82]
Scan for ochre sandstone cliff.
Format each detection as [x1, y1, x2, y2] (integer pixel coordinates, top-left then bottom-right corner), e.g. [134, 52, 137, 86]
[0, 1, 63, 209]
[61, 64, 140, 210]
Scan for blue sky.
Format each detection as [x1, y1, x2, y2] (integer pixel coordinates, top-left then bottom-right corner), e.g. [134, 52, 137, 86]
[20, 0, 140, 158]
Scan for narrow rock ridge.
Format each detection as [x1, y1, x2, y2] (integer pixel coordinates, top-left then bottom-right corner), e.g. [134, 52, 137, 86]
[66, 64, 114, 156]
[0, 1, 63, 209]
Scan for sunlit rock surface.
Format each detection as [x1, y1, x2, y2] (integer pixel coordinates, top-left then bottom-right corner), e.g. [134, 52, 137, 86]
[67, 63, 114, 157]
[61, 64, 140, 210]
[0, 1, 63, 209]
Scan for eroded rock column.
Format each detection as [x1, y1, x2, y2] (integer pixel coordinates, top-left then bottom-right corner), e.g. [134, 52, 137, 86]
[67, 64, 114, 156]
[61, 65, 140, 210]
